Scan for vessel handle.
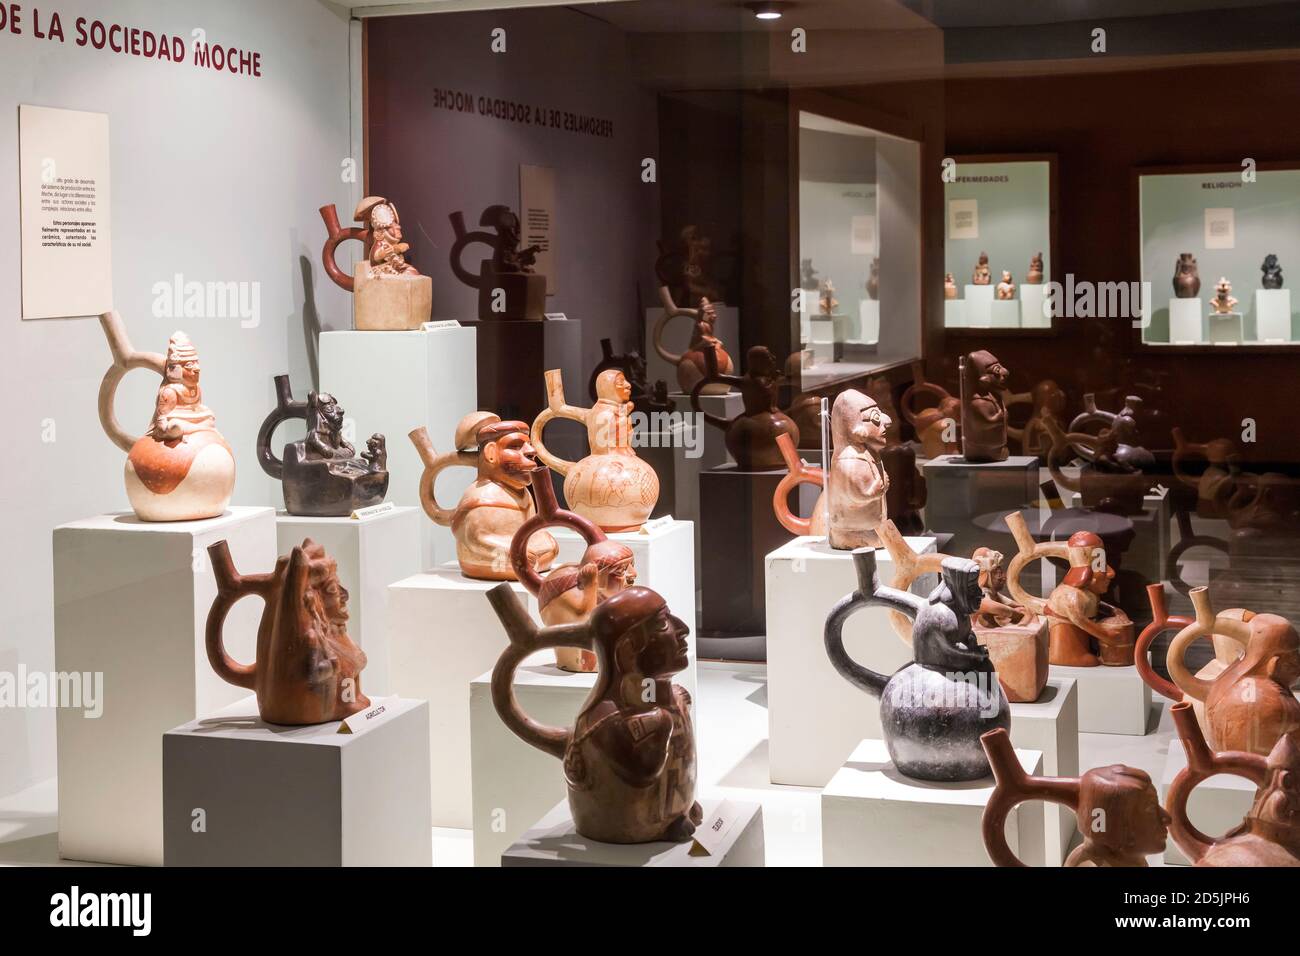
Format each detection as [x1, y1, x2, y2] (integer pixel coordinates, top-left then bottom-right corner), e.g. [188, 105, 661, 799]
[97, 310, 165, 453]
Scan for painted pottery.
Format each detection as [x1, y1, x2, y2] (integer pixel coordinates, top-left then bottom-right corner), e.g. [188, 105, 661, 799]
[320, 196, 430, 330]
[690, 345, 799, 471]
[960, 350, 1009, 463]
[1173, 253, 1200, 298]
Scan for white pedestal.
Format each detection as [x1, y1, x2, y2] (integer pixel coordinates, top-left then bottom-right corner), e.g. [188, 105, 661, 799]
[821, 739, 1046, 866]
[387, 567, 534, 829]
[1020, 284, 1049, 328]
[1158, 738, 1256, 866]
[502, 799, 765, 867]
[990, 299, 1021, 328]
[162, 695, 430, 865]
[1168, 297, 1203, 343]
[645, 304, 739, 393]
[944, 298, 967, 328]
[808, 314, 842, 365]
[1207, 311, 1242, 344]
[318, 325, 477, 570]
[53, 506, 277, 866]
[964, 284, 995, 326]
[856, 299, 880, 344]
[1010, 677, 1080, 863]
[1255, 288, 1291, 342]
[275, 507, 421, 696]
[1050, 663, 1150, 735]
[765, 535, 937, 787]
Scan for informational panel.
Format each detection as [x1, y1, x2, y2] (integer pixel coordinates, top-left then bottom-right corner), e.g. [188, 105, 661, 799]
[519, 163, 555, 295]
[947, 198, 979, 240]
[19, 104, 112, 319]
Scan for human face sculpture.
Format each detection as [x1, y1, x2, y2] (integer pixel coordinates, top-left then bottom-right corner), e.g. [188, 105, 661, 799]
[483, 428, 542, 489]
[316, 560, 351, 624]
[637, 607, 691, 678]
[850, 398, 890, 454]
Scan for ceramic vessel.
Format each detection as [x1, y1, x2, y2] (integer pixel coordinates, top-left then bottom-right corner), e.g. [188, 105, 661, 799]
[652, 295, 734, 395]
[960, 350, 1009, 463]
[818, 279, 838, 316]
[510, 470, 636, 673]
[409, 413, 558, 580]
[882, 442, 927, 535]
[944, 273, 958, 299]
[690, 345, 799, 471]
[532, 369, 659, 532]
[1210, 276, 1238, 314]
[656, 225, 724, 306]
[1167, 700, 1300, 866]
[866, 257, 880, 300]
[587, 338, 671, 415]
[320, 196, 430, 330]
[256, 375, 388, 516]
[972, 252, 991, 285]
[1171, 428, 1240, 520]
[1173, 253, 1201, 298]
[97, 311, 235, 522]
[995, 271, 1016, 300]
[448, 204, 546, 320]
[982, 728, 1169, 866]
[824, 548, 1009, 782]
[206, 538, 369, 725]
[1002, 378, 1066, 459]
[1005, 511, 1135, 666]
[1026, 252, 1044, 285]
[1262, 254, 1284, 290]
[486, 581, 700, 843]
[826, 389, 890, 549]
[772, 432, 826, 537]
[899, 376, 961, 458]
[1042, 416, 1150, 517]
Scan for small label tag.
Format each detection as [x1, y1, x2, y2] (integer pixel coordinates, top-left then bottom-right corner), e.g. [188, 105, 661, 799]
[544, 312, 568, 321]
[351, 502, 396, 521]
[423, 319, 461, 330]
[337, 697, 397, 735]
[638, 515, 674, 535]
[689, 800, 740, 857]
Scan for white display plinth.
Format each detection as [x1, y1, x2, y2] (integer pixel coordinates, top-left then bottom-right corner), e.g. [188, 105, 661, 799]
[318, 325, 477, 570]
[644, 304, 739, 394]
[821, 739, 1046, 866]
[857, 299, 880, 344]
[1009, 677, 1080, 864]
[990, 299, 1020, 328]
[275, 507, 421, 696]
[1255, 288, 1291, 342]
[944, 299, 966, 328]
[1168, 297, 1202, 343]
[162, 695, 431, 866]
[1207, 311, 1242, 344]
[470, 660, 595, 867]
[1158, 737, 1256, 866]
[808, 315, 840, 365]
[1020, 284, 1049, 328]
[1049, 663, 1150, 735]
[964, 284, 995, 326]
[53, 506, 277, 866]
[502, 799, 765, 867]
[766, 535, 937, 787]
[387, 567, 534, 829]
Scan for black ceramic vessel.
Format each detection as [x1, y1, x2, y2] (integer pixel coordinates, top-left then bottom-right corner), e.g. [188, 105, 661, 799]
[256, 375, 388, 516]
[824, 548, 1009, 781]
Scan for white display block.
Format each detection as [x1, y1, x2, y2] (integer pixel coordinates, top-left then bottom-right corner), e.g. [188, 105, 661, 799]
[821, 740, 1046, 866]
[1255, 288, 1291, 342]
[1207, 311, 1242, 344]
[766, 535, 937, 787]
[1159, 737, 1256, 866]
[502, 799, 765, 867]
[387, 567, 533, 829]
[964, 284, 995, 326]
[275, 506, 422, 696]
[857, 299, 880, 344]
[162, 696, 431, 866]
[1168, 297, 1203, 343]
[644, 304, 739, 395]
[808, 315, 838, 365]
[318, 325, 477, 570]
[1009, 677, 1080, 864]
[943, 298, 967, 328]
[1050, 663, 1151, 735]
[53, 506, 277, 866]
[990, 298, 1021, 328]
[1020, 284, 1049, 328]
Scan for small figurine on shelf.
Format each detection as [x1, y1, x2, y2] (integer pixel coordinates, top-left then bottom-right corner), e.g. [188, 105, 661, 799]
[866, 257, 880, 301]
[532, 369, 660, 532]
[827, 389, 890, 549]
[486, 581, 701, 844]
[1210, 276, 1238, 314]
[818, 278, 838, 316]
[319, 196, 431, 330]
[409, 413, 558, 581]
[206, 538, 370, 726]
[995, 271, 1016, 300]
[587, 338, 671, 415]
[1262, 254, 1284, 290]
[448, 204, 547, 320]
[652, 295, 734, 395]
[1173, 253, 1201, 298]
[960, 350, 1010, 463]
[972, 252, 992, 285]
[690, 345, 799, 471]
[1026, 251, 1044, 285]
[97, 312, 236, 522]
[800, 258, 820, 292]
[900, 371, 961, 458]
[944, 272, 958, 299]
[256, 376, 388, 517]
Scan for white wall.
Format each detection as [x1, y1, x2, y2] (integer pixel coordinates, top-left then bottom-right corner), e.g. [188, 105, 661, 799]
[0, 0, 356, 794]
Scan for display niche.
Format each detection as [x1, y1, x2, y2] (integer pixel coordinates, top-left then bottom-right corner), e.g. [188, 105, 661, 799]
[1138, 164, 1300, 347]
[942, 156, 1056, 333]
[795, 108, 922, 388]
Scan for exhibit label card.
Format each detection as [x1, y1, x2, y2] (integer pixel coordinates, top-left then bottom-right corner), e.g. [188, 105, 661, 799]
[1204, 207, 1235, 250]
[19, 105, 112, 319]
[948, 198, 978, 240]
[520, 163, 556, 295]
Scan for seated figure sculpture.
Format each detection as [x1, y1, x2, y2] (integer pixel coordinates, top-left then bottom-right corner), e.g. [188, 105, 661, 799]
[448, 204, 546, 320]
[960, 350, 1010, 463]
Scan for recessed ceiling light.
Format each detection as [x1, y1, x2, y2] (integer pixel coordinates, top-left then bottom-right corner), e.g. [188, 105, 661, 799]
[748, 2, 785, 20]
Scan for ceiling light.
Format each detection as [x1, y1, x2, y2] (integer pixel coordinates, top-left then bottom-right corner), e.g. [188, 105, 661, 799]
[748, 2, 784, 20]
